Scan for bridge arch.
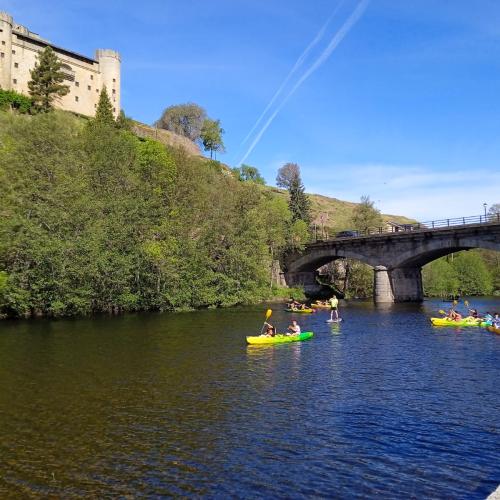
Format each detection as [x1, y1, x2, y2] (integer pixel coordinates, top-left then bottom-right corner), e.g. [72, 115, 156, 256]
[392, 237, 500, 269]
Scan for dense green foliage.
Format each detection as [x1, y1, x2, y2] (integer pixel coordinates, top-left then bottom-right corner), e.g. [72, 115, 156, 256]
[28, 47, 70, 113]
[423, 251, 495, 297]
[0, 111, 306, 318]
[351, 195, 383, 232]
[0, 89, 32, 113]
[155, 103, 207, 141]
[232, 164, 265, 184]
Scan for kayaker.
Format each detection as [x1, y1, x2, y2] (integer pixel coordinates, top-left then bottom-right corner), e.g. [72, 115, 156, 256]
[468, 308, 479, 319]
[263, 322, 276, 337]
[493, 313, 500, 328]
[287, 320, 301, 335]
[447, 308, 462, 321]
[329, 295, 339, 321]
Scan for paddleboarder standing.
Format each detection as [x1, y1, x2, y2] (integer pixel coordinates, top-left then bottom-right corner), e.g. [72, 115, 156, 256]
[329, 295, 339, 321]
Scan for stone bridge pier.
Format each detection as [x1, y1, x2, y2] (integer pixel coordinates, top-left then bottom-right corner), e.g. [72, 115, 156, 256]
[373, 266, 423, 303]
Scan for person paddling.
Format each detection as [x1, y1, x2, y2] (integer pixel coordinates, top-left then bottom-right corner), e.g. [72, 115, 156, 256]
[263, 322, 276, 337]
[329, 295, 339, 321]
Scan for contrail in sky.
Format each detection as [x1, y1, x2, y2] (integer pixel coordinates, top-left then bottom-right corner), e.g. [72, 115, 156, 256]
[237, 0, 370, 167]
[240, 0, 345, 146]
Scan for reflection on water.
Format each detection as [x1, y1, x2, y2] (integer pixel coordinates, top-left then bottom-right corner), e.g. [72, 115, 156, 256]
[0, 298, 499, 497]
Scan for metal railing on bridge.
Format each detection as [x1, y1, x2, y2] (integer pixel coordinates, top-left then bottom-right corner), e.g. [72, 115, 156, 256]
[312, 212, 500, 242]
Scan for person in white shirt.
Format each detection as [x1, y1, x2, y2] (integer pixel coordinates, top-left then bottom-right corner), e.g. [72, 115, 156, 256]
[287, 320, 301, 335]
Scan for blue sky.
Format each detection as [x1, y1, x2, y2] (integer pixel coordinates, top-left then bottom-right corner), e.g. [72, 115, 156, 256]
[4, 0, 500, 220]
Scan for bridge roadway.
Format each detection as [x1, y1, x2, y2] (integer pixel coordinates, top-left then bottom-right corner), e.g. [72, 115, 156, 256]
[283, 220, 500, 303]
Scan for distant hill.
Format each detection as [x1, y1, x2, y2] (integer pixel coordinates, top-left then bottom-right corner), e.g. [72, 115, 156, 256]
[268, 187, 416, 236]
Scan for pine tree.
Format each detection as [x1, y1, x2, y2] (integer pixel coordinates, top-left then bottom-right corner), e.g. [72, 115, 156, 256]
[116, 109, 131, 130]
[28, 47, 70, 113]
[288, 175, 311, 224]
[93, 87, 115, 126]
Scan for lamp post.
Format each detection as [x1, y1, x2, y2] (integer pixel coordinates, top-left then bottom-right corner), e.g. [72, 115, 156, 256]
[483, 203, 488, 220]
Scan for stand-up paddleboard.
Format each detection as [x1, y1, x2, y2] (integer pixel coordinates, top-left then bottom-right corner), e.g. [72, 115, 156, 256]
[326, 318, 342, 323]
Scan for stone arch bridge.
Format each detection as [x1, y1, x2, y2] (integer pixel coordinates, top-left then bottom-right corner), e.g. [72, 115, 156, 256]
[283, 218, 500, 303]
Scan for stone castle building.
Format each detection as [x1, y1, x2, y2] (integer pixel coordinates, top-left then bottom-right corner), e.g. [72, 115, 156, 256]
[0, 12, 120, 116]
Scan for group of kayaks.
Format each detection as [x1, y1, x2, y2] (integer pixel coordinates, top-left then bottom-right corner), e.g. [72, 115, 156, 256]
[284, 300, 332, 314]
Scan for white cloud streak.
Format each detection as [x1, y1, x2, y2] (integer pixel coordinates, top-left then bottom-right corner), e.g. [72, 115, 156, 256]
[237, 0, 370, 166]
[240, 0, 345, 146]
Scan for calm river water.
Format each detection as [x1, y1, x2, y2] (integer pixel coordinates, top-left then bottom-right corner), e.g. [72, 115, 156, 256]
[1, 298, 499, 498]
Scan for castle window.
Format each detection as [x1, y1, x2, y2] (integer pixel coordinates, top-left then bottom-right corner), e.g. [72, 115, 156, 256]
[113, 107, 116, 112]
[90, 75, 94, 80]
[1, 41, 5, 46]
[13, 79, 17, 84]
[75, 81, 79, 87]
[96, 89, 98, 93]
[12, 49, 15, 54]
[0, 53, 4, 58]
[60, 63, 75, 82]
[88, 85, 91, 90]
[14, 62, 18, 68]
[113, 78, 116, 83]
[75, 96, 79, 102]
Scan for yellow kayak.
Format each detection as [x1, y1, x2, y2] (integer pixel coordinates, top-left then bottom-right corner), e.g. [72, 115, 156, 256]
[430, 317, 488, 327]
[487, 326, 500, 335]
[311, 302, 330, 309]
[246, 332, 314, 345]
[285, 308, 315, 313]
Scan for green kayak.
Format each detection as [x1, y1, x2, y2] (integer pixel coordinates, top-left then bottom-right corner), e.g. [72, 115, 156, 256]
[246, 332, 314, 345]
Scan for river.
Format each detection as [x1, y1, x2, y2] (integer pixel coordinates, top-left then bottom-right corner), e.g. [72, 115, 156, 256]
[0, 298, 499, 498]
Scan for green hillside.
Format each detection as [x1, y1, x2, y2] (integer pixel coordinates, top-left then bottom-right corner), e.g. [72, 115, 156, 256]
[269, 188, 416, 236]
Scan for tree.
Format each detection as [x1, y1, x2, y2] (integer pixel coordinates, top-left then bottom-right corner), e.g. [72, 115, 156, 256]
[423, 259, 459, 298]
[93, 87, 115, 126]
[156, 103, 206, 140]
[233, 164, 265, 184]
[275, 163, 311, 224]
[200, 118, 225, 159]
[488, 203, 500, 218]
[451, 251, 493, 296]
[288, 174, 311, 224]
[276, 162, 300, 189]
[351, 195, 383, 232]
[28, 46, 70, 113]
[116, 109, 132, 131]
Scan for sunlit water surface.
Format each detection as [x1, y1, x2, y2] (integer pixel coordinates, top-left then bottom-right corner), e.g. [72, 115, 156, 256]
[1, 298, 499, 498]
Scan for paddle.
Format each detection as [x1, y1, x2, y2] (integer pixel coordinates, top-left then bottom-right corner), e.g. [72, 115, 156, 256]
[259, 309, 272, 335]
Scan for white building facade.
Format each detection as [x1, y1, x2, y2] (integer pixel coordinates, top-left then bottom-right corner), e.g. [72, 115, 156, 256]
[0, 12, 120, 116]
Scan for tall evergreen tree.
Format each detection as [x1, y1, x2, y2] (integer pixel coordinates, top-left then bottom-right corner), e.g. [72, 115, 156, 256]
[93, 87, 115, 126]
[288, 174, 311, 224]
[28, 47, 69, 113]
[277, 163, 311, 224]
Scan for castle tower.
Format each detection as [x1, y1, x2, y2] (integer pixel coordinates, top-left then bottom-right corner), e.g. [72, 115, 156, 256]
[96, 49, 121, 116]
[0, 12, 13, 90]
